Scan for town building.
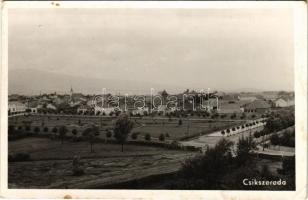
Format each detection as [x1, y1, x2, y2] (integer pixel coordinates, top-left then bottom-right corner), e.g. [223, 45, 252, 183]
[8, 101, 26, 116]
[241, 99, 271, 113]
[274, 97, 295, 107]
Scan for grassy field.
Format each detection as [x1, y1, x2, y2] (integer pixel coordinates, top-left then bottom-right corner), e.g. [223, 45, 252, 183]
[9, 115, 244, 141]
[8, 137, 195, 189]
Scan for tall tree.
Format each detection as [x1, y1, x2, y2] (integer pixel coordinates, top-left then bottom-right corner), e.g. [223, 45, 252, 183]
[114, 114, 134, 152]
[82, 125, 100, 153]
[59, 126, 68, 144]
[236, 135, 256, 166]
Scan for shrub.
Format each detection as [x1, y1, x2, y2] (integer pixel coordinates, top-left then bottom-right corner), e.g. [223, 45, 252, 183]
[145, 133, 151, 141]
[8, 125, 15, 134]
[43, 127, 49, 132]
[131, 132, 138, 140]
[25, 126, 31, 132]
[270, 134, 280, 146]
[254, 131, 260, 138]
[106, 130, 112, 138]
[8, 153, 31, 162]
[221, 130, 225, 135]
[18, 126, 23, 130]
[178, 119, 183, 126]
[230, 113, 237, 119]
[34, 127, 40, 134]
[165, 133, 170, 138]
[159, 134, 165, 141]
[232, 127, 236, 131]
[52, 127, 58, 134]
[170, 140, 179, 149]
[72, 129, 78, 136]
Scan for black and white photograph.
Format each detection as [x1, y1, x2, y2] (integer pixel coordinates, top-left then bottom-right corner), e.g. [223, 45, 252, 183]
[0, 1, 307, 199]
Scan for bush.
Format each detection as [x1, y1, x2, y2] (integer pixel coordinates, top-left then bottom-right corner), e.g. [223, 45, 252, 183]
[34, 127, 40, 134]
[52, 127, 58, 133]
[165, 133, 170, 138]
[220, 114, 226, 119]
[232, 127, 236, 131]
[43, 127, 49, 132]
[72, 136, 83, 142]
[8, 125, 15, 134]
[8, 153, 31, 162]
[106, 130, 112, 138]
[170, 140, 179, 149]
[159, 134, 165, 141]
[131, 132, 138, 140]
[25, 126, 31, 132]
[178, 119, 183, 126]
[270, 134, 280, 146]
[72, 129, 78, 136]
[145, 133, 151, 141]
[254, 131, 260, 138]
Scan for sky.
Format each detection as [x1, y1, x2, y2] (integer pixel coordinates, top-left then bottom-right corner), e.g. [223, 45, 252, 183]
[9, 8, 294, 93]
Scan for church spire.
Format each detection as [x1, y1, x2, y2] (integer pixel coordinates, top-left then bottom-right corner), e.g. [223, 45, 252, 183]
[70, 86, 74, 101]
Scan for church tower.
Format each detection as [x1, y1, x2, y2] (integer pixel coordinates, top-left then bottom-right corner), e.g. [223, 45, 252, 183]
[70, 86, 74, 101]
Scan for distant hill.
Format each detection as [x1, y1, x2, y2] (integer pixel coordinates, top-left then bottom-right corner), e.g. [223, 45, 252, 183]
[8, 69, 179, 95]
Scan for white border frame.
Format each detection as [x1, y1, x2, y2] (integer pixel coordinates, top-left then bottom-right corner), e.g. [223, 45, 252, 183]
[0, 1, 307, 199]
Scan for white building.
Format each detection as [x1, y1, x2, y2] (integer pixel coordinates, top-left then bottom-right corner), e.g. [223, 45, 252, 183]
[131, 107, 149, 115]
[8, 101, 26, 115]
[274, 97, 295, 107]
[30, 107, 38, 113]
[77, 105, 91, 114]
[46, 103, 57, 110]
[94, 106, 117, 115]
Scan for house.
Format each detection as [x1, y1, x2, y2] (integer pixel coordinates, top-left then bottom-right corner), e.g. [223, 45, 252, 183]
[87, 99, 97, 107]
[262, 92, 279, 101]
[131, 107, 149, 116]
[26, 101, 40, 113]
[46, 103, 57, 110]
[156, 105, 167, 113]
[94, 106, 116, 115]
[77, 105, 91, 114]
[8, 101, 26, 115]
[201, 98, 219, 112]
[274, 97, 295, 107]
[241, 100, 271, 113]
